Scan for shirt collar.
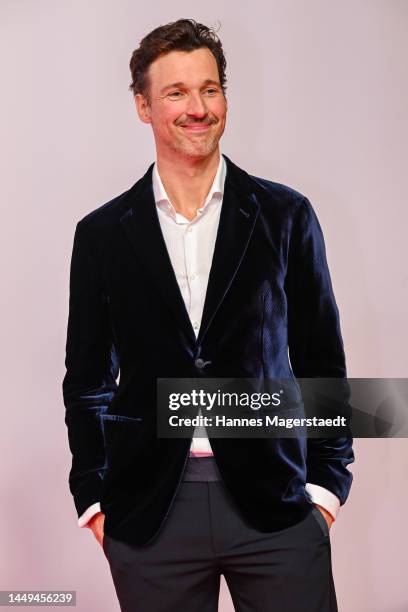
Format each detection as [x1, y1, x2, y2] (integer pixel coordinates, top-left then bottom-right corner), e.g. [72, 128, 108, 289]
[152, 153, 226, 219]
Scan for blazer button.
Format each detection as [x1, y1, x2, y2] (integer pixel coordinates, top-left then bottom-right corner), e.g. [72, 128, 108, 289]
[195, 358, 211, 369]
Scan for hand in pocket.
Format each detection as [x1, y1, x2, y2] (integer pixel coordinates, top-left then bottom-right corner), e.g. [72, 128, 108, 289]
[88, 512, 105, 547]
[314, 504, 334, 531]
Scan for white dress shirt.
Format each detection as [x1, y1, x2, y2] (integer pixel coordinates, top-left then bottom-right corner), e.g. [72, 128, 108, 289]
[77, 152, 340, 527]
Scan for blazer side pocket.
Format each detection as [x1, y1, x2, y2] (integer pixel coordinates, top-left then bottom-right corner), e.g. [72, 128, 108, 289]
[101, 413, 143, 471]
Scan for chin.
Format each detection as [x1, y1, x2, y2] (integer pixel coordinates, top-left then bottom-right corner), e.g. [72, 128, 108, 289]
[173, 138, 220, 159]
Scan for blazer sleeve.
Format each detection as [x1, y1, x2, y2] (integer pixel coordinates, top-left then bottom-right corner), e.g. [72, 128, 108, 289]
[62, 220, 119, 519]
[285, 196, 354, 506]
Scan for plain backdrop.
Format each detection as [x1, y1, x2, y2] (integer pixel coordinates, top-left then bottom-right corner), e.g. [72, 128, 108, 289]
[1, 1, 407, 611]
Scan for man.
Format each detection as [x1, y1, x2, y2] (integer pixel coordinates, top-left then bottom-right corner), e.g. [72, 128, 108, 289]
[63, 18, 354, 612]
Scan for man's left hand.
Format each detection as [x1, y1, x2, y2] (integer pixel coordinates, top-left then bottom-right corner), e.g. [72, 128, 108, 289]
[314, 504, 334, 531]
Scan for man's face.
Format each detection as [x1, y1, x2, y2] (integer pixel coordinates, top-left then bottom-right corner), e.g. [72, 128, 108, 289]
[135, 47, 227, 160]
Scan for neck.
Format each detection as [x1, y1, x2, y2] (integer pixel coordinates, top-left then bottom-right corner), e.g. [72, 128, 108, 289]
[155, 148, 221, 221]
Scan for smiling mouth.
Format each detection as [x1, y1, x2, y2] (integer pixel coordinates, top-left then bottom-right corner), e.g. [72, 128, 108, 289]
[179, 124, 212, 132]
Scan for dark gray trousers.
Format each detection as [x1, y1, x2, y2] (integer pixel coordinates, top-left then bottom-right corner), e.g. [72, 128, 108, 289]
[103, 457, 338, 611]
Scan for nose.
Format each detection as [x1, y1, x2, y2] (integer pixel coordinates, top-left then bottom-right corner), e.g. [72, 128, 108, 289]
[185, 91, 207, 118]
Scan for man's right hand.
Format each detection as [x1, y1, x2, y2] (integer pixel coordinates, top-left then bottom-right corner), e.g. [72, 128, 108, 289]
[87, 511, 105, 547]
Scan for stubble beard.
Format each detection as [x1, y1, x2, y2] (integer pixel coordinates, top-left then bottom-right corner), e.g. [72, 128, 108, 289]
[169, 125, 222, 159]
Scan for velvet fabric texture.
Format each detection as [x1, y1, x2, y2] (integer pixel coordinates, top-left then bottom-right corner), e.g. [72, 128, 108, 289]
[62, 154, 354, 546]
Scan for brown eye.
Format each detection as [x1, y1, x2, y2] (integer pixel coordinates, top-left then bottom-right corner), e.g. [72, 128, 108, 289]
[167, 91, 185, 99]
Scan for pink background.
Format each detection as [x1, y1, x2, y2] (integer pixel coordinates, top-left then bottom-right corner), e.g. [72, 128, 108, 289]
[1, 1, 407, 610]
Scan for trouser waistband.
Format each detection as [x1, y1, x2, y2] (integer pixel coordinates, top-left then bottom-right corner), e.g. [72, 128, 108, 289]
[182, 455, 222, 481]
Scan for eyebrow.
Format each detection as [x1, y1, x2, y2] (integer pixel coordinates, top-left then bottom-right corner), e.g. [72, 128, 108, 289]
[159, 79, 221, 94]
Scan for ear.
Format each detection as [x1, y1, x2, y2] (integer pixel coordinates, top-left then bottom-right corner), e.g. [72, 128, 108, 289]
[135, 94, 151, 124]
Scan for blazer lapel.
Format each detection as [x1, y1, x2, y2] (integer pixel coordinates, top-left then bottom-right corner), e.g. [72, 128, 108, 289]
[120, 166, 197, 345]
[197, 155, 260, 344]
[119, 154, 260, 347]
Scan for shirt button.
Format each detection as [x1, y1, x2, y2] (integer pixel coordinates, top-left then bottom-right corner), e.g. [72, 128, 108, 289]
[187, 226, 193, 233]
[190, 274, 196, 281]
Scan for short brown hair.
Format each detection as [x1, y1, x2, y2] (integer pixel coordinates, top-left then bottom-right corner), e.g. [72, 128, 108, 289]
[129, 18, 227, 103]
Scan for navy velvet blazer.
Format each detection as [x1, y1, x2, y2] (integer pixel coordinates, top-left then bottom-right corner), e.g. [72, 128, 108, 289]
[62, 153, 354, 545]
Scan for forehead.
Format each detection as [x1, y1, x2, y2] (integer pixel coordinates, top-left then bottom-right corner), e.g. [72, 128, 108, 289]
[148, 48, 220, 90]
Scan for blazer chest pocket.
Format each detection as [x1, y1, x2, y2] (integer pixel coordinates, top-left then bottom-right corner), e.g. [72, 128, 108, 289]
[101, 414, 143, 471]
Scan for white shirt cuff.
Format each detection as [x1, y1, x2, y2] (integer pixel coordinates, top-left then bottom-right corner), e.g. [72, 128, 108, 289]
[305, 483, 340, 520]
[78, 502, 101, 528]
